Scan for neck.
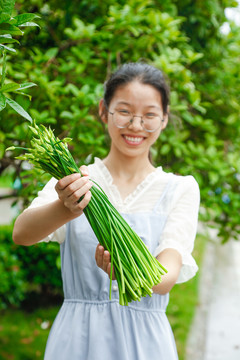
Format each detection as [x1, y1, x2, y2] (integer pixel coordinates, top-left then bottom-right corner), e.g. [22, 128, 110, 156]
[103, 149, 155, 181]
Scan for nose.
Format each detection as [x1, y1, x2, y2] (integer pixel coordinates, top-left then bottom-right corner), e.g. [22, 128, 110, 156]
[128, 115, 144, 131]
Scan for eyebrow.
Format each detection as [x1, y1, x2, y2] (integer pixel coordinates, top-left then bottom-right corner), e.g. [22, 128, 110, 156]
[115, 101, 161, 110]
[145, 105, 162, 110]
[115, 101, 131, 106]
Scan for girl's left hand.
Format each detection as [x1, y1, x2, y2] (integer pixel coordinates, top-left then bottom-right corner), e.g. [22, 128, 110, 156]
[95, 244, 116, 280]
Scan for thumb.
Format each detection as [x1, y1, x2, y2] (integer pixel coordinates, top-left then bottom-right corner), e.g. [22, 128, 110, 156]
[79, 165, 89, 176]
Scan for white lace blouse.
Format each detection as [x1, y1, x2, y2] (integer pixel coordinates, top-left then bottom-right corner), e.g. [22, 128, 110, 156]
[28, 157, 200, 284]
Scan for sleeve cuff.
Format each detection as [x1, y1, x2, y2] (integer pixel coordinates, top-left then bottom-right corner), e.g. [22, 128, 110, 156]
[38, 225, 66, 244]
[153, 242, 198, 283]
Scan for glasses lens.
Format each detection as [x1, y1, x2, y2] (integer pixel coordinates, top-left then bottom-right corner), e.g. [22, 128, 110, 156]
[113, 111, 132, 128]
[142, 114, 161, 132]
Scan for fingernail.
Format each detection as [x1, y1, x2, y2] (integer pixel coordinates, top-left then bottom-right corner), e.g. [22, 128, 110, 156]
[81, 167, 89, 176]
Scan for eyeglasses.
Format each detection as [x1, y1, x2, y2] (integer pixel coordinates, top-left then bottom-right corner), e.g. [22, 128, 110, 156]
[106, 107, 164, 133]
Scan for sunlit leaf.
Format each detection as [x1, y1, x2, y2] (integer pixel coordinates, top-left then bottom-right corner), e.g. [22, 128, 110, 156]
[0, 23, 23, 36]
[0, 43, 16, 52]
[16, 82, 37, 91]
[10, 13, 40, 26]
[0, 92, 6, 111]
[13, 91, 32, 100]
[5, 97, 32, 122]
[0, 35, 19, 44]
[0, 82, 20, 92]
[19, 22, 40, 28]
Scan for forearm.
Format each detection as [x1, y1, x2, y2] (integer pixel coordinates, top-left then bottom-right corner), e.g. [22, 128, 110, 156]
[13, 199, 78, 246]
[13, 170, 93, 246]
[152, 248, 182, 295]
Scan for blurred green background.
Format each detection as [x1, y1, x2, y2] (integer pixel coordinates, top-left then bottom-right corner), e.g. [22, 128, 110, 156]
[0, 0, 240, 359]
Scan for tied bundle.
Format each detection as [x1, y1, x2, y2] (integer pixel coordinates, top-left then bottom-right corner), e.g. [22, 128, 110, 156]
[7, 123, 167, 306]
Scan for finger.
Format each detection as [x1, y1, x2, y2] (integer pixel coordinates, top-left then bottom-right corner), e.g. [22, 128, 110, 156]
[95, 244, 105, 267]
[56, 173, 81, 191]
[95, 244, 103, 264]
[107, 263, 116, 280]
[102, 250, 111, 272]
[79, 165, 89, 176]
[58, 176, 91, 200]
[75, 190, 92, 211]
[66, 178, 92, 200]
[62, 188, 92, 215]
[95, 244, 100, 262]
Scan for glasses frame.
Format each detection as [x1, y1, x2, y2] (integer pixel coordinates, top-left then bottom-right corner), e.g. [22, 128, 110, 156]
[105, 105, 164, 133]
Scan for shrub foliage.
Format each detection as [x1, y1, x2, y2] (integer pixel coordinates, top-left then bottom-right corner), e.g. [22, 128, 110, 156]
[1, 1, 240, 240]
[0, 225, 62, 309]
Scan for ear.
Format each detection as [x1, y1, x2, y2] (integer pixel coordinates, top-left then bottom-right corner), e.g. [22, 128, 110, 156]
[99, 99, 108, 124]
[161, 106, 169, 130]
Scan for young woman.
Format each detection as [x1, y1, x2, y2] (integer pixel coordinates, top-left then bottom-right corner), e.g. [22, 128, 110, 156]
[13, 62, 200, 360]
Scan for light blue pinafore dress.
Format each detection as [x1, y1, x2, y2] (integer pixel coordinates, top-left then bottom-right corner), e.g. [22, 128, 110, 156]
[44, 181, 178, 360]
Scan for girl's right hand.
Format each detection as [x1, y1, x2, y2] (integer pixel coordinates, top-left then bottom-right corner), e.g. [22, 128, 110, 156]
[55, 165, 93, 216]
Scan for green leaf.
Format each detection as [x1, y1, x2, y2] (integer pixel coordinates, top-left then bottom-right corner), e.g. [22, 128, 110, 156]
[0, 43, 16, 52]
[0, 35, 19, 44]
[0, 82, 20, 92]
[0, 92, 6, 111]
[13, 91, 32, 100]
[45, 47, 58, 59]
[10, 13, 40, 26]
[0, 14, 11, 24]
[0, 0, 15, 16]
[5, 97, 32, 122]
[16, 82, 37, 91]
[19, 22, 40, 28]
[0, 23, 23, 36]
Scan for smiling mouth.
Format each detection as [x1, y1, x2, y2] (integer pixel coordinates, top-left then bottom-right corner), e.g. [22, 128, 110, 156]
[122, 135, 145, 145]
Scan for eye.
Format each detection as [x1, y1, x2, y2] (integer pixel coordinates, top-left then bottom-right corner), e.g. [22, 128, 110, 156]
[117, 109, 131, 116]
[145, 113, 157, 119]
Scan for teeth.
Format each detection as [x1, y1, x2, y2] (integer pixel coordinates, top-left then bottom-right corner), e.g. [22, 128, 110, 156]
[124, 136, 143, 143]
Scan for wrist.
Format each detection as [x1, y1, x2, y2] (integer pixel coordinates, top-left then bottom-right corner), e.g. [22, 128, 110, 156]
[57, 199, 82, 221]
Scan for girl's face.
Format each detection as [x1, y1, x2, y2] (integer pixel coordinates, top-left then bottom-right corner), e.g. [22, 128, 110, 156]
[99, 81, 168, 159]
